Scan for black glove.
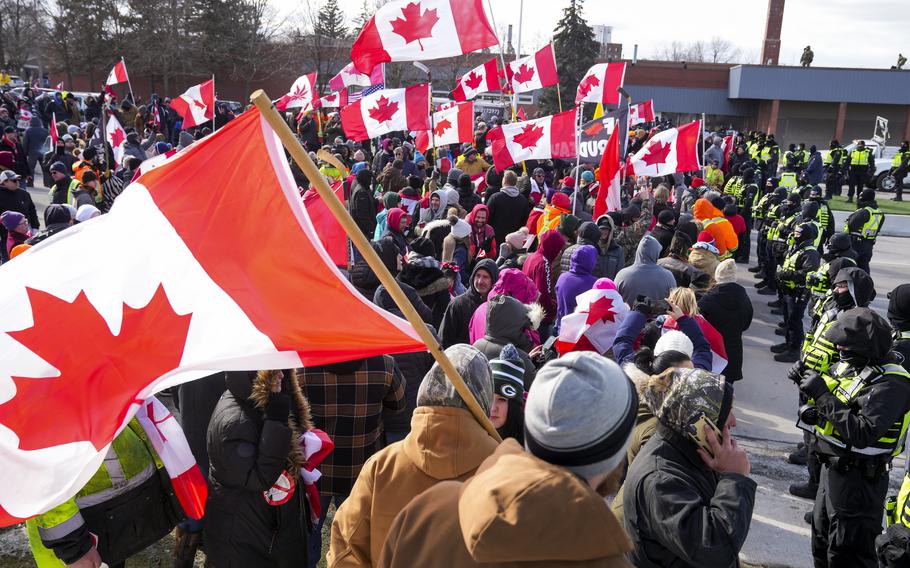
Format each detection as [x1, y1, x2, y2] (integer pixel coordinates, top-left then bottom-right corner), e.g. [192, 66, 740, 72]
[777, 269, 795, 282]
[788, 361, 805, 384]
[799, 370, 828, 400]
[264, 392, 291, 422]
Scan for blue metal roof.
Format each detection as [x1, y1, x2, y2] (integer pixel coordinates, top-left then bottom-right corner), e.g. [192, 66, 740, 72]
[729, 65, 910, 105]
[624, 85, 756, 116]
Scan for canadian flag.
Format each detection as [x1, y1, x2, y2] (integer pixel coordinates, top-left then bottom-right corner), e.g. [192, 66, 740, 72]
[50, 113, 58, 146]
[721, 134, 734, 173]
[554, 288, 630, 355]
[628, 100, 655, 127]
[170, 79, 215, 129]
[414, 101, 474, 153]
[663, 316, 728, 374]
[594, 123, 622, 218]
[627, 120, 701, 177]
[576, 62, 627, 105]
[451, 57, 499, 101]
[351, 0, 497, 74]
[504, 43, 558, 95]
[275, 73, 318, 112]
[329, 62, 384, 92]
[315, 90, 349, 109]
[487, 109, 577, 171]
[55, 81, 64, 91]
[0, 108, 425, 526]
[341, 83, 431, 141]
[303, 181, 348, 268]
[105, 59, 129, 86]
[105, 112, 127, 168]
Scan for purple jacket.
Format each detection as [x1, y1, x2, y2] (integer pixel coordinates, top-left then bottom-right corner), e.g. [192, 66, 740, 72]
[555, 244, 598, 328]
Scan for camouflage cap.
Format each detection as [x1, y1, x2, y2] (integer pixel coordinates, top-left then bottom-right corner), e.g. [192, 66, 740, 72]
[417, 344, 493, 416]
[650, 368, 732, 439]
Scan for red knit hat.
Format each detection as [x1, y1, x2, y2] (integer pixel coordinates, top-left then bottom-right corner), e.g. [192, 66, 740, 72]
[691, 177, 706, 189]
[562, 176, 575, 189]
[552, 192, 570, 210]
[697, 230, 715, 244]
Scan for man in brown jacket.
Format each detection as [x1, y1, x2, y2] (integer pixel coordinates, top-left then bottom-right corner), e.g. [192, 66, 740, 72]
[327, 344, 498, 567]
[377, 352, 637, 567]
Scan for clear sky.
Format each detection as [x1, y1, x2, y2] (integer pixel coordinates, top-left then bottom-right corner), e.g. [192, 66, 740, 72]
[274, 0, 909, 69]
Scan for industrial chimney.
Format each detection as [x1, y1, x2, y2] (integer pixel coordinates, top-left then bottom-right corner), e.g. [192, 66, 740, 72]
[761, 0, 785, 65]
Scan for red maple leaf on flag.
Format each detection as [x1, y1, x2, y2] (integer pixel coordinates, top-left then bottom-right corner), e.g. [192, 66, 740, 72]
[584, 120, 605, 136]
[390, 2, 439, 50]
[513, 63, 536, 85]
[191, 98, 207, 110]
[512, 123, 545, 149]
[577, 74, 600, 98]
[0, 285, 192, 451]
[289, 83, 309, 102]
[110, 127, 125, 148]
[368, 96, 399, 123]
[585, 295, 617, 325]
[434, 118, 452, 137]
[464, 72, 484, 91]
[641, 141, 672, 167]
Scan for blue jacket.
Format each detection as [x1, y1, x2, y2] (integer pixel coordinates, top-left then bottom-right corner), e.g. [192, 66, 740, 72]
[613, 310, 711, 370]
[804, 151, 824, 184]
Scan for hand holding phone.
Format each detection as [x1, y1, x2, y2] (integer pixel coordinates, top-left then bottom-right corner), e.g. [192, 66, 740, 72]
[694, 416, 750, 476]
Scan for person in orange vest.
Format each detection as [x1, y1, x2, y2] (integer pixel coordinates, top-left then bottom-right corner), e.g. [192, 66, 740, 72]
[536, 192, 571, 236]
[692, 196, 738, 258]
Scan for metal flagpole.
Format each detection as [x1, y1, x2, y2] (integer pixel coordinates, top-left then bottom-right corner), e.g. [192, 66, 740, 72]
[701, 112, 706, 175]
[512, 0, 523, 118]
[250, 89, 502, 442]
[122, 57, 135, 104]
[573, 102, 583, 213]
[484, 0, 510, 109]
[212, 75, 217, 133]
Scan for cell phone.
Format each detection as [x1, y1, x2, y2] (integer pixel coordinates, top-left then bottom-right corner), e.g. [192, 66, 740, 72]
[689, 414, 723, 458]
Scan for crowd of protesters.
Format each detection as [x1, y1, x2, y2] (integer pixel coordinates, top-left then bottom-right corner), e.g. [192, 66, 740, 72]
[3, 77, 910, 568]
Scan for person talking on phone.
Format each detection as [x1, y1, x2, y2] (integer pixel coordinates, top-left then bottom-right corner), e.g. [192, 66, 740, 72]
[622, 368, 756, 568]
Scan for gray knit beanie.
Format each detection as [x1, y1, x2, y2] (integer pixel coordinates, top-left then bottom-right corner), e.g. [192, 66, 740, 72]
[417, 344, 493, 416]
[524, 352, 637, 480]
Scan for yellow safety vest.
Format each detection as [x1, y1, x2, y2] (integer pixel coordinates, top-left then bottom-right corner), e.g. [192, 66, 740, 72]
[801, 306, 840, 373]
[813, 362, 910, 458]
[892, 150, 910, 168]
[780, 244, 814, 290]
[850, 148, 872, 168]
[780, 172, 798, 190]
[844, 207, 884, 241]
[887, 472, 910, 526]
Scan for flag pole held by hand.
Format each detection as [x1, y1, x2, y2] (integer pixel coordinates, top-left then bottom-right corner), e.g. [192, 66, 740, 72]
[250, 89, 502, 443]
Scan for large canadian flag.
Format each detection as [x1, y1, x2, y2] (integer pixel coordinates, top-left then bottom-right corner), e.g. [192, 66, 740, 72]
[275, 73, 318, 112]
[0, 108, 425, 526]
[105, 112, 127, 168]
[576, 62, 627, 105]
[504, 44, 558, 95]
[329, 62, 385, 92]
[627, 120, 702, 177]
[341, 84, 431, 141]
[554, 288, 630, 356]
[414, 101, 474, 153]
[487, 109, 577, 171]
[451, 57, 499, 101]
[105, 59, 129, 86]
[351, 0, 497, 74]
[594, 123, 622, 219]
[629, 100, 655, 126]
[170, 79, 215, 129]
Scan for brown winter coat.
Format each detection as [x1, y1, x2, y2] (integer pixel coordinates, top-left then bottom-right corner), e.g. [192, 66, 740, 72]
[327, 406, 499, 567]
[378, 439, 633, 568]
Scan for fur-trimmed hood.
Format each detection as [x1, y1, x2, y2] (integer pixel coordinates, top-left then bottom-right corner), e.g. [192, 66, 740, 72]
[484, 294, 542, 350]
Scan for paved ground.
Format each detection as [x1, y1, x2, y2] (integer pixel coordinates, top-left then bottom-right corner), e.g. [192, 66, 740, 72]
[735, 235, 907, 568]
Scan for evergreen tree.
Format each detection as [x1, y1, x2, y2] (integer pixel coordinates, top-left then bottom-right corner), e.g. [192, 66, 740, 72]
[351, 0, 371, 38]
[315, 0, 347, 40]
[538, 0, 599, 116]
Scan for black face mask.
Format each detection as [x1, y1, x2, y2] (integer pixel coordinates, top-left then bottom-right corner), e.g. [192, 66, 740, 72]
[822, 251, 837, 262]
[840, 351, 869, 369]
[834, 290, 855, 310]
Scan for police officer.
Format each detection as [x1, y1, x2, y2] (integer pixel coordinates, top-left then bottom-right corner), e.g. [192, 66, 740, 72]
[784, 143, 799, 171]
[797, 142, 810, 170]
[807, 185, 835, 245]
[824, 140, 847, 199]
[787, 268, 875, 508]
[846, 140, 875, 203]
[795, 308, 910, 568]
[726, 167, 759, 264]
[751, 179, 781, 278]
[845, 188, 885, 275]
[890, 140, 910, 202]
[888, 283, 910, 366]
[760, 135, 780, 179]
[771, 222, 822, 362]
[805, 233, 857, 325]
[756, 189, 793, 295]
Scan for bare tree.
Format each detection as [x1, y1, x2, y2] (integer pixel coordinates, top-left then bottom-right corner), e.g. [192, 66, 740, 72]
[707, 36, 741, 63]
[1, 0, 48, 77]
[654, 40, 690, 62]
[653, 37, 742, 63]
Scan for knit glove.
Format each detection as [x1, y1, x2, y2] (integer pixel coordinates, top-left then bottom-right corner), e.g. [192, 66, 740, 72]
[264, 393, 291, 422]
[799, 371, 828, 400]
[787, 361, 806, 385]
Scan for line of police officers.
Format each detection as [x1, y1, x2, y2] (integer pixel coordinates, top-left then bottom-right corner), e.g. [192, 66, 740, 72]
[719, 134, 910, 566]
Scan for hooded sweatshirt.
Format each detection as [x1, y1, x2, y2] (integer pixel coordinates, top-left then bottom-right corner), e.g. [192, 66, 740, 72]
[522, 229, 567, 324]
[555, 244, 598, 326]
[473, 294, 540, 387]
[378, 439, 633, 568]
[419, 188, 450, 225]
[614, 235, 677, 306]
[439, 259, 499, 348]
[561, 219, 624, 280]
[468, 268, 540, 344]
[692, 198, 738, 257]
[466, 204, 497, 260]
[486, 183, 531, 246]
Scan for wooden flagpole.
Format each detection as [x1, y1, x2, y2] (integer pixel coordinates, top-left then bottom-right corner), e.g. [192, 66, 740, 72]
[250, 89, 502, 442]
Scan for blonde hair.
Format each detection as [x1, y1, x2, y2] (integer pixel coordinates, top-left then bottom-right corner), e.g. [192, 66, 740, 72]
[669, 287, 699, 316]
[654, 185, 670, 203]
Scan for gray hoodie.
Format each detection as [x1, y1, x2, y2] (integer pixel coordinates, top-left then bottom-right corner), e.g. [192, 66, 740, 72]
[614, 235, 677, 306]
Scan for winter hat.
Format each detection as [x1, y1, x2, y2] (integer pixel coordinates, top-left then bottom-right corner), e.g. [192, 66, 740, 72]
[449, 215, 471, 239]
[382, 192, 401, 209]
[551, 191, 570, 210]
[709, 196, 726, 211]
[387, 208, 406, 232]
[561, 176, 575, 189]
[693, 231, 719, 255]
[409, 236, 435, 258]
[581, 170, 595, 183]
[650, 367, 734, 437]
[697, 230, 715, 244]
[446, 167, 464, 186]
[592, 278, 617, 291]
[654, 330, 694, 358]
[353, 149, 365, 162]
[859, 189, 876, 204]
[723, 204, 738, 217]
[1, 210, 25, 231]
[67, 124, 80, 136]
[505, 227, 529, 250]
[491, 344, 526, 400]
[691, 177, 705, 189]
[49, 161, 69, 175]
[524, 352, 638, 480]
[9, 244, 30, 259]
[75, 204, 101, 223]
[715, 259, 737, 284]
[417, 344, 493, 416]
[155, 141, 171, 155]
[657, 209, 676, 226]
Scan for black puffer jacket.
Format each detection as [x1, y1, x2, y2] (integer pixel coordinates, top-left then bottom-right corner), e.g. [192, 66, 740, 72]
[205, 371, 312, 568]
[698, 283, 753, 381]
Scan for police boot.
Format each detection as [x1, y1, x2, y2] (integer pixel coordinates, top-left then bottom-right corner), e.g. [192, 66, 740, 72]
[774, 348, 800, 363]
[749, 265, 762, 273]
[771, 342, 790, 353]
[771, 308, 784, 315]
[788, 480, 819, 500]
[768, 299, 783, 308]
[788, 445, 808, 465]
[758, 286, 777, 296]
[173, 526, 203, 568]
[775, 327, 787, 336]
[803, 511, 812, 525]
[893, 196, 903, 201]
